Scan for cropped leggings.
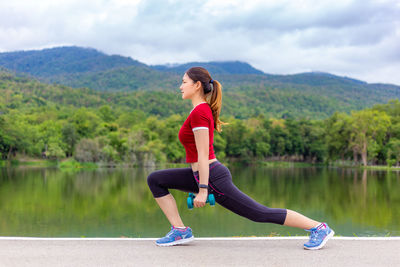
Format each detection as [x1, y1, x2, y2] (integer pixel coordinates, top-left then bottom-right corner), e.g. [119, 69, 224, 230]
[147, 161, 287, 225]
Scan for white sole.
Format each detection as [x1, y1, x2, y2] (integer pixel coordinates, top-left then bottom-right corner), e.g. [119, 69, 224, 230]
[156, 236, 194, 247]
[304, 229, 335, 250]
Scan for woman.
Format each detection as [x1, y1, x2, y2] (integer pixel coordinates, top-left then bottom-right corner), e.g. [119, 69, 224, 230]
[147, 67, 334, 249]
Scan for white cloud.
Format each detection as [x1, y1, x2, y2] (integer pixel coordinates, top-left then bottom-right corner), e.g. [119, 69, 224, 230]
[0, 0, 399, 85]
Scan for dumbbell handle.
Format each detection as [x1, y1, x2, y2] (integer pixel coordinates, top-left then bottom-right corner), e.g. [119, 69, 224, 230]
[187, 193, 215, 209]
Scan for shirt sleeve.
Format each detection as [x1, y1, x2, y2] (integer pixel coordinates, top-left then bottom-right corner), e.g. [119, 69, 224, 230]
[190, 109, 210, 132]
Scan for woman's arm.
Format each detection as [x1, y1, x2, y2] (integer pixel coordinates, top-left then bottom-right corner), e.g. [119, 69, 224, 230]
[193, 128, 209, 207]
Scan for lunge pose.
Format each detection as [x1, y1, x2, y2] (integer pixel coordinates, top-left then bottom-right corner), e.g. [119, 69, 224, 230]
[147, 67, 334, 249]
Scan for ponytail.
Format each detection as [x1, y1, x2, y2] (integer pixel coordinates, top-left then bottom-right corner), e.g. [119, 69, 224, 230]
[186, 67, 229, 133]
[208, 79, 228, 133]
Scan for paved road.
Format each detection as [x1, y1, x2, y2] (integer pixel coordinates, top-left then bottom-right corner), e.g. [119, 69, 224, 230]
[0, 237, 399, 267]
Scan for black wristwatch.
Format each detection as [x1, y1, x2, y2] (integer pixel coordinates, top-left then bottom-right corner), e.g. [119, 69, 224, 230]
[199, 184, 208, 189]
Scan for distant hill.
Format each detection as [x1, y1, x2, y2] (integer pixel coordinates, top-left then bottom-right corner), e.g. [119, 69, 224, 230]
[45, 65, 180, 92]
[271, 72, 367, 86]
[0, 46, 399, 119]
[151, 61, 265, 75]
[0, 46, 144, 77]
[0, 70, 192, 117]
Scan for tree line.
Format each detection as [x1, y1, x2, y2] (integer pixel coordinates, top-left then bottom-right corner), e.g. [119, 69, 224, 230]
[1, 93, 399, 166]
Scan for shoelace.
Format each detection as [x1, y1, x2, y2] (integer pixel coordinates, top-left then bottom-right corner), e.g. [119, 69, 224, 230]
[309, 230, 319, 242]
[166, 229, 176, 238]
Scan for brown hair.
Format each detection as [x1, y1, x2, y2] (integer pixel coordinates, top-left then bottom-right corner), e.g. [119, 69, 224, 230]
[186, 67, 228, 133]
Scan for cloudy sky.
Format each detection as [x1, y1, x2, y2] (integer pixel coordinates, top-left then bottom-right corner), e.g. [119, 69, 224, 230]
[1, 0, 399, 84]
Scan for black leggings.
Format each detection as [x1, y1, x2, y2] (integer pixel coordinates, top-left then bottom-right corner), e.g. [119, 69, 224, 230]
[147, 161, 287, 225]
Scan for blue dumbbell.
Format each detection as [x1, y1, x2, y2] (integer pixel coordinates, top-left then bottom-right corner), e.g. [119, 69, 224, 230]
[187, 193, 216, 209]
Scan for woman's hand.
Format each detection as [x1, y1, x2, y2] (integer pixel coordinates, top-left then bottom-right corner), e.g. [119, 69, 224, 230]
[194, 189, 208, 208]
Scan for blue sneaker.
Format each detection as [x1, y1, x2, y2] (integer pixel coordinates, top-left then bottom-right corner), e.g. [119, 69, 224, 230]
[156, 226, 194, 247]
[304, 223, 334, 250]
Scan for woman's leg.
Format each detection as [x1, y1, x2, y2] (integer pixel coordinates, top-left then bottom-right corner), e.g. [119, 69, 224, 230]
[194, 162, 334, 249]
[148, 163, 321, 229]
[147, 167, 198, 227]
[154, 194, 185, 227]
[205, 163, 320, 229]
[283, 209, 320, 229]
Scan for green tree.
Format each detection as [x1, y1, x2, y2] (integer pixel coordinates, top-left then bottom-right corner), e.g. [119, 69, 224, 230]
[245, 117, 271, 159]
[2, 111, 35, 158]
[107, 131, 127, 161]
[74, 138, 101, 162]
[269, 122, 290, 157]
[222, 119, 252, 163]
[70, 108, 101, 138]
[349, 110, 391, 166]
[284, 118, 304, 156]
[98, 105, 115, 123]
[38, 120, 66, 158]
[162, 114, 185, 162]
[324, 112, 351, 161]
[116, 109, 146, 129]
[300, 120, 326, 162]
[62, 123, 79, 157]
[386, 138, 400, 166]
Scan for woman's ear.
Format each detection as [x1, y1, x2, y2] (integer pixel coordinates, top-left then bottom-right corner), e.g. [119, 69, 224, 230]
[195, 81, 202, 90]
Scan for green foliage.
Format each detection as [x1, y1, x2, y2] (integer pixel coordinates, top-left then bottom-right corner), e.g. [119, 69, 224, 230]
[386, 138, 400, 166]
[1, 71, 400, 166]
[349, 110, 391, 166]
[74, 138, 102, 162]
[0, 46, 144, 77]
[324, 112, 351, 161]
[62, 123, 79, 157]
[2, 47, 400, 120]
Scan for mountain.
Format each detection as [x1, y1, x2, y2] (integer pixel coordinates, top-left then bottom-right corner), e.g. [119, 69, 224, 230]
[0, 46, 144, 77]
[151, 61, 264, 75]
[271, 72, 367, 86]
[0, 70, 192, 117]
[0, 46, 399, 119]
[45, 65, 180, 92]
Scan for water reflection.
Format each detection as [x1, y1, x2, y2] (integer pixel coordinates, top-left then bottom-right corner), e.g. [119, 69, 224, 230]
[0, 166, 398, 237]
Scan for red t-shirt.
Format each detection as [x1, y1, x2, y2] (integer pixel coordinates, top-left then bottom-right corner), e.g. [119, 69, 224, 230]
[178, 102, 216, 163]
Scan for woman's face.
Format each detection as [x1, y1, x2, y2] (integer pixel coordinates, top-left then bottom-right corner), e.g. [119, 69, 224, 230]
[180, 73, 200, 100]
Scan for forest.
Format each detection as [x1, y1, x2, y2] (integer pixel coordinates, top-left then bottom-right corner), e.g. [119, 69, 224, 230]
[1, 71, 399, 167]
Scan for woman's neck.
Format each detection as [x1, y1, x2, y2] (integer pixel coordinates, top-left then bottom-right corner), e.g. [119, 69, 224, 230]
[191, 98, 207, 108]
[190, 101, 208, 113]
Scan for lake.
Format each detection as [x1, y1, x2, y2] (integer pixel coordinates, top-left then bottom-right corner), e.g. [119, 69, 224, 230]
[0, 164, 399, 237]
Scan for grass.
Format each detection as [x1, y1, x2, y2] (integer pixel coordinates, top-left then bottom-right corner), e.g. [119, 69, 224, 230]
[58, 158, 98, 170]
[327, 160, 400, 171]
[256, 161, 323, 168]
[0, 158, 58, 167]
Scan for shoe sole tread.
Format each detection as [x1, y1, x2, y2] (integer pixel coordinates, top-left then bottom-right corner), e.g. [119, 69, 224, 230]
[156, 236, 194, 247]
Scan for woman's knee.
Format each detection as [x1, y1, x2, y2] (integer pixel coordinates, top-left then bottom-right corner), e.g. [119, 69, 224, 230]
[147, 171, 169, 198]
[147, 171, 160, 189]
